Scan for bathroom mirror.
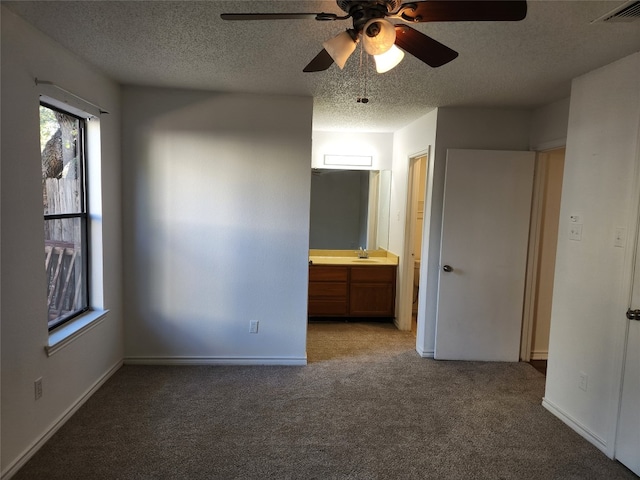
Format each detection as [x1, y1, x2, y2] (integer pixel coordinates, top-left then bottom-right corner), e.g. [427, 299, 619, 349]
[309, 169, 391, 251]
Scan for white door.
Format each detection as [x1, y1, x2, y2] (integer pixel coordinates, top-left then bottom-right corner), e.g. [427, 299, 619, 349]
[434, 149, 535, 361]
[616, 320, 640, 475]
[615, 240, 640, 474]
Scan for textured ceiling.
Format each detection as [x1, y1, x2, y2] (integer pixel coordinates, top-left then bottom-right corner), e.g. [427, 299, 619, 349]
[4, 0, 640, 132]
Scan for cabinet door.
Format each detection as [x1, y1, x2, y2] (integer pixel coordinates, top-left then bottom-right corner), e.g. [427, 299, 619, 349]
[349, 283, 395, 316]
[308, 266, 348, 316]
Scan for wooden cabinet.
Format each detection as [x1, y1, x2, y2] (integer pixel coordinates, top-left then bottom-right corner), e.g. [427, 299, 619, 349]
[349, 266, 396, 317]
[308, 266, 348, 316]
[308, 264, 396, 318]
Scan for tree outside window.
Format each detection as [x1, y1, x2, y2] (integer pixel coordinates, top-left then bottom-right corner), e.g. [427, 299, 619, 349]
[40, 103, 89, 330]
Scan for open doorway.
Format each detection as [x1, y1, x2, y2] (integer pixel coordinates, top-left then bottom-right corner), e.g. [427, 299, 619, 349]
[406, 154, 428, 335]
[521, 147, 566, 374]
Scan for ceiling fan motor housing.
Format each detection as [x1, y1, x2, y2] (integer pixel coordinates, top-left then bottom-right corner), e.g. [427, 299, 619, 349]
[337, 0, 402, 30]
[336, 0, 401, 13]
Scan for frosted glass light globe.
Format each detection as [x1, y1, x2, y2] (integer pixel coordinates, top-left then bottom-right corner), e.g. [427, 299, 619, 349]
[362, 18, 396, 55]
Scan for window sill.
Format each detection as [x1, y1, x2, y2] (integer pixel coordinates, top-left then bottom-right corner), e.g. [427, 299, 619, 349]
[46, 309, 109, 357]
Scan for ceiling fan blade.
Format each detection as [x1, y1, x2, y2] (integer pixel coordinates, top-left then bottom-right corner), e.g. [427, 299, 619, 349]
[221, 13, 320, 21]
[394, 25, 458, 68]
[398, 1, 527, 22]
[303, 49, 335, 72]
[221, 12, 345, 21]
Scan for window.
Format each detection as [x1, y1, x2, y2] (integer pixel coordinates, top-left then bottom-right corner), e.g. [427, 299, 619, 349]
[40, 103, 89, 330]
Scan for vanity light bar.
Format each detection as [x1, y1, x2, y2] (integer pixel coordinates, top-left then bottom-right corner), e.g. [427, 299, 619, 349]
[323, 155, 373, 167]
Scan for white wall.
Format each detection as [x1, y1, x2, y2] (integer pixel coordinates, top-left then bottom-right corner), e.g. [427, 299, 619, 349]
[544, 52, 640, 456]
[417, 108, 532, 354]
[391, 109, 438, 331]
[121, 86, 313, 364]
[530, 97, 570, 151]
[312, 131, 393, 170]
[1, 7, 123, 476]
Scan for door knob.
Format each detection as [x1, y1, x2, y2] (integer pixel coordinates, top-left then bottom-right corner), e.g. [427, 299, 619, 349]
[626, 308, 640, 321]
[443, 265, 453, 272]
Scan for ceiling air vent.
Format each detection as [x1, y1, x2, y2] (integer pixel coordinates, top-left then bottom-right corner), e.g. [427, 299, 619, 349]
[592, 0, 640, 23]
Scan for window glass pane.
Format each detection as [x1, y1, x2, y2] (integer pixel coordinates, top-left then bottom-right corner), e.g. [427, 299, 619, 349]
[44, 217, 87, 329]
[41, 102, 89, 331]
[40, 105, 82, 215]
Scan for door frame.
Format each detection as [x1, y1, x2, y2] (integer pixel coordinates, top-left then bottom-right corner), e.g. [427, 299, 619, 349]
[520, 146, 566, 362]
[520, 153, 547, 361]
[397, 148, 430, 333]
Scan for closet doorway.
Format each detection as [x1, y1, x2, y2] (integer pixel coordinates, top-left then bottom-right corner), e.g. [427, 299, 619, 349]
[521, 147, 566, 368]
[406, 153, 428, 335]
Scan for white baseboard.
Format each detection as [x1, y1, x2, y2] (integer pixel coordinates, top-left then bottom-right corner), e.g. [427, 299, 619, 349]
[124, 356, 307, 366]
[416, 347, 434, 358]
[530, 350, 549, 360]
[2, 360, 123, 480]
[542, 397, 609, 457]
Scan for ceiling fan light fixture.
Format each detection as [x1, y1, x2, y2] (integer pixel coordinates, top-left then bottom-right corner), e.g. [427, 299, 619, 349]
[374, 44, 404, 73]
[322, 30, 358, 69]
[362, 18, 396, 55]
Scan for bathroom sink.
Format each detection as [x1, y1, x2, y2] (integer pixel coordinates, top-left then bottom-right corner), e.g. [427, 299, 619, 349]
[308, 255, 397, 266]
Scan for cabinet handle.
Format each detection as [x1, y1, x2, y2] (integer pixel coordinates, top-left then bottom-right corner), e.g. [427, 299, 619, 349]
[443, 265, 453, 273]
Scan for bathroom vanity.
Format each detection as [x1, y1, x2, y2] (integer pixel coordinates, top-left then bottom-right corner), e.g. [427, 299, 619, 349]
[308, 251, 398, 319]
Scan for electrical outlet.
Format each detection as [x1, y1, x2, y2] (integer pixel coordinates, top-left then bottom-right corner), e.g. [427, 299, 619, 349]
[578, 372, 588, 392]
[249, 320, 259, 334]
[34, 378, 43, 400]
[569, 214, 582, 224]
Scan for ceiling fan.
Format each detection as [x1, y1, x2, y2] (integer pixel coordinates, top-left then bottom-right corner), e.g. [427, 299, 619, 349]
[221, 0, 527, 73]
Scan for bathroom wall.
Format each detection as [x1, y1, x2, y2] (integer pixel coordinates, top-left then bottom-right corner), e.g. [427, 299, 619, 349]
[312, 131, 393, 170]
[121, 86, 313, 364]
[391, 109, 438, 331]
[413, 156, 427, 261]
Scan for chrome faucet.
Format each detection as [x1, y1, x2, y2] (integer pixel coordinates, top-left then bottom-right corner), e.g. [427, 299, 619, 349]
[357, 246, 369, 259]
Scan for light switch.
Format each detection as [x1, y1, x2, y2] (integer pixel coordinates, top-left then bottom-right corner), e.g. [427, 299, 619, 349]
[569, 223, 583, 241]
[570, 214, 582, 224]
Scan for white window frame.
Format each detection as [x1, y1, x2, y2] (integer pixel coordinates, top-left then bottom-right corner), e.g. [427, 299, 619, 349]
[39, 92, 109, 355]
[41, 102, 90, 330]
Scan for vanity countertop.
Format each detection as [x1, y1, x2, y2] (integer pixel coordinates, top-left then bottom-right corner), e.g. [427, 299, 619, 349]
[309, 250, 399, 266]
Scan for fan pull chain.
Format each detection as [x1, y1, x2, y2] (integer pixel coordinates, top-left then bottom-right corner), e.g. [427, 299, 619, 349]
[357, 42, 369, 104]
